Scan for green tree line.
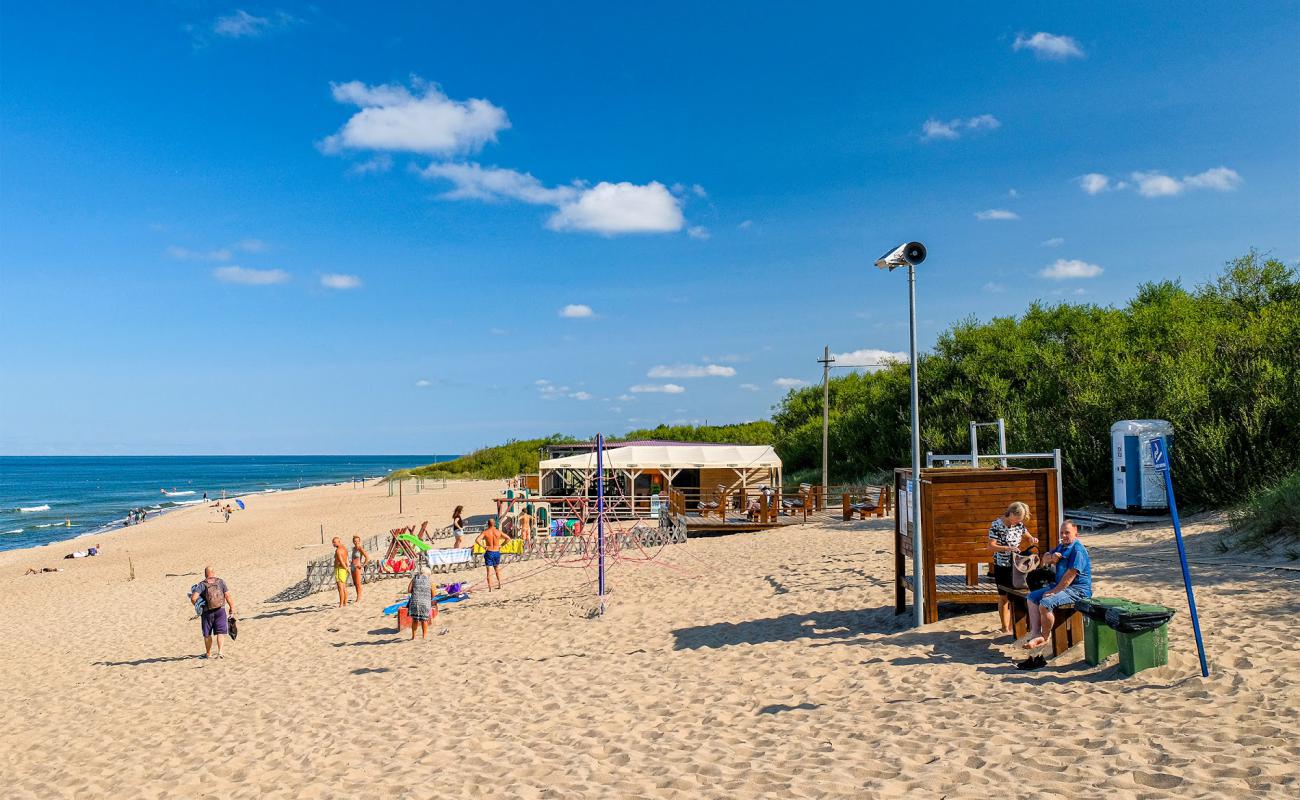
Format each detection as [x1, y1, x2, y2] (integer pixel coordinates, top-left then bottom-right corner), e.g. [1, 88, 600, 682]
[773, 251, 1300, 508]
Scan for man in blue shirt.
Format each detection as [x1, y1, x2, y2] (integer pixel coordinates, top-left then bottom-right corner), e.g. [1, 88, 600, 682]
[1024, 520, 1092, 650]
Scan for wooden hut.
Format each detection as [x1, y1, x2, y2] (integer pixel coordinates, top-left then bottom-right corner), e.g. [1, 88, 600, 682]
[894, 467, 1061, 624]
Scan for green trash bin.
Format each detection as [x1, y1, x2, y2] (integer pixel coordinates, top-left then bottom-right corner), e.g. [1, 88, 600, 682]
[1079, 598, 1137, 665]
[1107, 602, 1176, 677]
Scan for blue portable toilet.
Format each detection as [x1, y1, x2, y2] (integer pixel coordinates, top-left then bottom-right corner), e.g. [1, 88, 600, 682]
[1111, 420, 1174, 513]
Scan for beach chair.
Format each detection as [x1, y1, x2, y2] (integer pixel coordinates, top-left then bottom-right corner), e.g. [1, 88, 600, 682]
[380, 530, 421, 573]
[783, 484, 812, 519]
[843, 486, 890, 520]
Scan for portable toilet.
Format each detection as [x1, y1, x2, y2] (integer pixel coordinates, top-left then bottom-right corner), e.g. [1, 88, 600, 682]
[1111, 420, 1174, 513]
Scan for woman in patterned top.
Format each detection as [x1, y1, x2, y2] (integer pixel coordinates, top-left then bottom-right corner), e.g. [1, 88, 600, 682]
[988, 501, 1037, 634]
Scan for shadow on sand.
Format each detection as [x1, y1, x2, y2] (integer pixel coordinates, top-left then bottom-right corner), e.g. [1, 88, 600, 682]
[94, 654, 206, 667]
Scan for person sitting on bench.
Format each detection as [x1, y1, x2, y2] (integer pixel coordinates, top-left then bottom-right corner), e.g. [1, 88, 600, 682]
[1024, 520, 1092, 650]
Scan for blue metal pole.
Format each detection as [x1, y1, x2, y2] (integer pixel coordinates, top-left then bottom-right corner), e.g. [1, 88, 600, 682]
[597, 433, 606, 611]
[1158, 436, 1209, 677]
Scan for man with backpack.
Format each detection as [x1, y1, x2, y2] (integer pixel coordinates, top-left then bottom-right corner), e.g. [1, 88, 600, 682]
[189, 566, 237, 659]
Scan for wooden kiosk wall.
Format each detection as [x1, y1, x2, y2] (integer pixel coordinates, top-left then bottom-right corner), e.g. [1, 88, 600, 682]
[894, 467, 1060, 624]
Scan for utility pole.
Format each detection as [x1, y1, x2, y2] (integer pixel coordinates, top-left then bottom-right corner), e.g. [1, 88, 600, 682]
[817, 346, 836, 490]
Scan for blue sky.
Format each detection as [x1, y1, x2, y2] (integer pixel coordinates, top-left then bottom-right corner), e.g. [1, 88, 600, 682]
[2, 2, 1297, 455]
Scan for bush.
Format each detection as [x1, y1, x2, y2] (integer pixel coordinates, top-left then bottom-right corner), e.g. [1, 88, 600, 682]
[772, 251, 1300, 507]
[1229, 468, 1300, 550]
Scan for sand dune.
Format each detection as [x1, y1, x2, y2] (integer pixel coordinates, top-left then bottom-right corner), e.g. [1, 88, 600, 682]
[1, 479, 1295, 798]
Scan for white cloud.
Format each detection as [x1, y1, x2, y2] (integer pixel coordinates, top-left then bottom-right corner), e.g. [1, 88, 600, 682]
[1077, 173, 1113, 195]
[212, 266, 289, 285]
[983, 282, 1007, 293]
[831, 349, 908, 372]
[1131, 171, 1185, 198]
[168, 245, 232, 261]
[739, 383, 760, 391]
[921, 119, 960, 141]
[420, 164, 685, 235]
[966, 114, 1001, 131]
[616, 394, 635, 402]
[349, 155, 393, 175]
[570, 391, 592, 401]
[1132, 167, 1244, 197]
[1081, 167, 1242, 198]
[534, 379, 551, 386]
[738, 219, 754, 230]
[1007, 188, 1020, 198]
[975, 208, 1020, 221]
[320, 273, 362, 290]
[647, 364, 736, 378]
[419, 162, 574, 204]
[1040, 259, 1103, 280]
[629, 383, 686, 394]
[415, 379, 432, 387]
[773, 377, 808, 389]
[545, 181, 683, 234]
[321, 79, 509, 156]
[210, 10, 297, 39]
[489, 327, 508, 336]
[1013, 32, 1085, 60]
[169, 239, 268, 260]
[1183, 166, 1244, 191]
[922, 114, 1001, 141]
[559, 303, 594, 318]
[1042, 237, 1065, 247]
[687, 225, 710, 240]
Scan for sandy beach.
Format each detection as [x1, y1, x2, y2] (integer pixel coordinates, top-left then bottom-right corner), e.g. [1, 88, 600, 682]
[1, 478, 1296, 799]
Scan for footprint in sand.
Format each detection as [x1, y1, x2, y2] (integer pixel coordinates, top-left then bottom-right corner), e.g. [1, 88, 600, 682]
[1133, 771, 1184, 789]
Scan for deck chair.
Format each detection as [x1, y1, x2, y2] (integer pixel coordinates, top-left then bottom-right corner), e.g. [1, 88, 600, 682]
[379, 531, 421, 573]
[843, 485, 890, 520]
[782, 484, 812, 516]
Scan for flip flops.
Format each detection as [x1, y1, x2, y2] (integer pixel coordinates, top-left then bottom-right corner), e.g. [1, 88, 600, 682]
[1016, 654, 1047, 670]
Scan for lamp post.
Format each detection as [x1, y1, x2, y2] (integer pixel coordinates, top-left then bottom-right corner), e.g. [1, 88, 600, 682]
[876, 241, 927, 628]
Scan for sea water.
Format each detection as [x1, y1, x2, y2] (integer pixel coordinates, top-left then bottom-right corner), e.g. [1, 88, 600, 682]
[0, 455, 454, 553]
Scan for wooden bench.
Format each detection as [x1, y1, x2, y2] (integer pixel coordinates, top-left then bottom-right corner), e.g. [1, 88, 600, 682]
[998, 584, 1083, 657]
[782, 483, 812, 519]
[843, 486, 891, 520]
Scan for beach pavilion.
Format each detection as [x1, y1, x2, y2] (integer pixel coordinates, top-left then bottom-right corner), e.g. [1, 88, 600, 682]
[538, 444, 782, 511]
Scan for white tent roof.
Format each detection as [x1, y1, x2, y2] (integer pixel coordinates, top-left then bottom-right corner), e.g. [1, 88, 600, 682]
[539, 444, 781, 471]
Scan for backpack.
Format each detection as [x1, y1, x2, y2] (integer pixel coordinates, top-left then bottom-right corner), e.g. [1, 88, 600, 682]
[203, 579, 226, 609]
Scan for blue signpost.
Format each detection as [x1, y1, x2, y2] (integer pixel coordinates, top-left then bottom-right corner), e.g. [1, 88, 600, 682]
[1151, 436, 1209, 677]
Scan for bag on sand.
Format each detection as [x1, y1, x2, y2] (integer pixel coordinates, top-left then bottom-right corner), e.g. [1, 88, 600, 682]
[203, 579, 226, 610]
[228, 616, 239, 641]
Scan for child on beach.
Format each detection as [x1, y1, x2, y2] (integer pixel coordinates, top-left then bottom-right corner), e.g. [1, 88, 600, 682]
[988, 501, 1037, 635]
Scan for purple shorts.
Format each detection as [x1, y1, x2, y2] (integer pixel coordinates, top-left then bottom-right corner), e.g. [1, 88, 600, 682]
[201, 606, 229, 637]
